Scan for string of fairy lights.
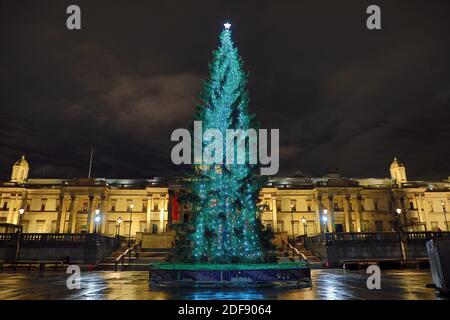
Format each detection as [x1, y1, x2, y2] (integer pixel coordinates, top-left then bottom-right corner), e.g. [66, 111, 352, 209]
[189, 24, 264, 263]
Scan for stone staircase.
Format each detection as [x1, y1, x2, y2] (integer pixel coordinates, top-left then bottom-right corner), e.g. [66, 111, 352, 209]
[296, 246, 324, 268]
[96, 246, 174, 271]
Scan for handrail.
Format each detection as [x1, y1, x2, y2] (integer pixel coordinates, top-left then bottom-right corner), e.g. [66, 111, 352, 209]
[115, 240, 142, 272]
[304, 231, 450, 245]
[281, 239, 308, 263]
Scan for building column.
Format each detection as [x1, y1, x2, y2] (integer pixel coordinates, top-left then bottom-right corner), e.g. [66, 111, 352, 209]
[58, 196, 68, 233]
[271, 198, 278, 232]
[55, 195, 64, 233]
[146, 196, 152, 234]
[158, 196, 167, 233]
[343, 196, 352, 232]
[416, 194, 426, 231]
[87, 195, 95, 233]
[6, 194, 18, 224]
[327, 195, 334, 232]
[100, 196, 107, 234]
[314, 195, 322, 233]
[353, 196, 362, 232]
[70, 197, 77, 233]
[400, 197, 409, 231]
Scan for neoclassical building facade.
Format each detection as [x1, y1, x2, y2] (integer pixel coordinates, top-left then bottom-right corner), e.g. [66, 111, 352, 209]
[0, 156, 449, 237]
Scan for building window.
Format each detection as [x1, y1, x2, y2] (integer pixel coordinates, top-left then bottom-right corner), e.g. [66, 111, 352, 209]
[292, 221, 299, 234]
[111, 200, 116, 212]
[2, 202, 8, 210]
[429, 202, 433, 212]
[142, 201, 147, 212]
[277, 221, 284, 233]
[83, 202, 88, 211]
[127, 200, 133, 212]
[51, 221, 57, 233]
[409, 201, 415, 210]
[153, 201, 159, 211]
[36, 220, 45, 233]
[389, 221, 397, 231]
[276, 200, 281, 211]
[107, 222, 116, 235]
[306, 200, 312, 212]
[152, 224, 158, 234]
[375, 221, 383, 232]
[41, 199, 47, 212]
[290, 200, 297, 211]
[430, 221, 439, 231]
[362, 221, 369, 232]
[374, 201, 379, 211]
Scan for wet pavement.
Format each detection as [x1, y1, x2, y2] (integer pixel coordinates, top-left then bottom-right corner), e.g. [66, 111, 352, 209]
[0, 269, 445, 300]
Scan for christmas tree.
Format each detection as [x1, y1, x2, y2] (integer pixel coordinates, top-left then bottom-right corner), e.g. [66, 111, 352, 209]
[186, 23, 267, 264]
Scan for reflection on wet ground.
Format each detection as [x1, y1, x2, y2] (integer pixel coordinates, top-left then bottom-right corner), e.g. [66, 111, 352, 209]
[0, 269, 445, 300]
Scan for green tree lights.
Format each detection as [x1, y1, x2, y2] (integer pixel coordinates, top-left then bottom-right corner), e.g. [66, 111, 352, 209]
[184, 23, 268, 264]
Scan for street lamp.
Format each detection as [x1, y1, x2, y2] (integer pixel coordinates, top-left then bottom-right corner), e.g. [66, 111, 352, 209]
[301, 216, 307, 236]
[322, 208, 328, 233]
[441, 201, 448, 231]
[94, 208, 101, 233]
[290, 203, 295, 247]
[396, 208, 402, 231]
[18, 208, 25, 227]
[128, 203, 134, 247]
[94, 215, 101, 233]
[116, 217, 123, 236]
[322, 214, 328, 233]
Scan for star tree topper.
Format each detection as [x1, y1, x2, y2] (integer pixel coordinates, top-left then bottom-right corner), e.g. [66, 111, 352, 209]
[224, 22, 231, 29]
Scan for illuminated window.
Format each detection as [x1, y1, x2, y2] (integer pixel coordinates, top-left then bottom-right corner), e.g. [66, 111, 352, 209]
[142, 201, 147, 212]
[41, 199, 47, 211]
[290, 200, 297, 211]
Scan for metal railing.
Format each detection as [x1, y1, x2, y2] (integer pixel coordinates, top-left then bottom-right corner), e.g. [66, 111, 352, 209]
[281, 239, 308, 263]
[304, 231, 450, 245]
[115, 240, 142, 272]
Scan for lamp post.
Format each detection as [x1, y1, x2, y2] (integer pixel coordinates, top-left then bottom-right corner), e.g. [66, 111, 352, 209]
[94, 215, 100, 233]
[302, 216, 307, 236]
[322, 215, 328, 232]
[18, 208, 25, 228]
[290, 203, 295, 248]
[116, 217, 123, 236]
[396, 208, 402, 231]
[396, 207, 408, 261]
[323, 208, 329, 233]
[94, 209, 100, 233]
[15, 208, 25, 261]
[128, 204, 134, 247]
[441, 201, 448, 231]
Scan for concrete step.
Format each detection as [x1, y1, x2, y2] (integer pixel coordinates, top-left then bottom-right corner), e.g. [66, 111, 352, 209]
[140, 248, 175, 253]
[95, 263, 150, 271]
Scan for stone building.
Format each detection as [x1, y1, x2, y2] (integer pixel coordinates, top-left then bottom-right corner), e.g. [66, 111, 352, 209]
[0, 156, 449, 237]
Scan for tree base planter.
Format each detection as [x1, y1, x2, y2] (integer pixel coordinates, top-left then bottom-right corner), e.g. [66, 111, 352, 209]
[149, 262, 311, 287]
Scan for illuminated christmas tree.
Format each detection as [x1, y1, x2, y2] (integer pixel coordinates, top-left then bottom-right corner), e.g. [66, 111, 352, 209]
[187, 23, 266, 263]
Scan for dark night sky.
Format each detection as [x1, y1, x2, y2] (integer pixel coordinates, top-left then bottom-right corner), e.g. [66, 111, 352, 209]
[1, 0, 449, 181]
